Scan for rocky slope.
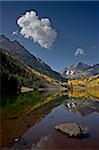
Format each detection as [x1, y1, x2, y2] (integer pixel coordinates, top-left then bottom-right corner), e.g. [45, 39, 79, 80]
[61, 62, 99, 79]
[0, 35, 66, 82]
[0, 50, 63, 95]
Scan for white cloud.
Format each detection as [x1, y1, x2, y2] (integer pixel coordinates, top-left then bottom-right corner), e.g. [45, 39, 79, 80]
[17, 11, 57, 49]
[12, 30, 18, 35]
[75, 48, 84, 56]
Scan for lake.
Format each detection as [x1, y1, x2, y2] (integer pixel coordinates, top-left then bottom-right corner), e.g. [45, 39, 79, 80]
[1, 88, 99, 150]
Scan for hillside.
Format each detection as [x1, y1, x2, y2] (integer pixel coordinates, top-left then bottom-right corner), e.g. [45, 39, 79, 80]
[0, 35, 66, 82]
[68, 75, 99, 88]
[0, 50, 63, 95]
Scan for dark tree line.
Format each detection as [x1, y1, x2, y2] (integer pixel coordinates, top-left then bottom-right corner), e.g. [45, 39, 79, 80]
[1, 71, 21, 95]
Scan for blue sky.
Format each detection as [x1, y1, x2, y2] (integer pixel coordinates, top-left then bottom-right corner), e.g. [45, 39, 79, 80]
[0, 1, 99, 71]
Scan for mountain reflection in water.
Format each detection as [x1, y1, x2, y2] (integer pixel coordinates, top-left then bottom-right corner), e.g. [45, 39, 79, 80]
[1, 88, 99, 150]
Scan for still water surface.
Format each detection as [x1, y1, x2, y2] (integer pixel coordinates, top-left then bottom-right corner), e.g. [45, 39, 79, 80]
[1, 89, 99, 150]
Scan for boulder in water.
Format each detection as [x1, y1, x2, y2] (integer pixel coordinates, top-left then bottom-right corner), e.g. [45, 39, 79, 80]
[55, 123, 88, 138]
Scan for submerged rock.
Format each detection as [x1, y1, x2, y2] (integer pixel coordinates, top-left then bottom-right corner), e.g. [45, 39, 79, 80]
[15, 137, 27, 145]
[55, 123, 88, 138]
[15, 138, 19, 142]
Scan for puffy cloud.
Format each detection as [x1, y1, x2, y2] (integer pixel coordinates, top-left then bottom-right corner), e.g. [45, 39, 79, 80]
[17, 11, 57, 49]
[12, 30, 18, 35]
[75, 48, 84, 56]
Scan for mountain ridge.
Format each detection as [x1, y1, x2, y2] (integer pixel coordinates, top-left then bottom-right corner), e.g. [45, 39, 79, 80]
[61, 62, 99, 78]
[0, 35, 66, 82]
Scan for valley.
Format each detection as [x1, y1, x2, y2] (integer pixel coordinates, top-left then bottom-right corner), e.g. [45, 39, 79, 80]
[1, 2, 99, 149]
